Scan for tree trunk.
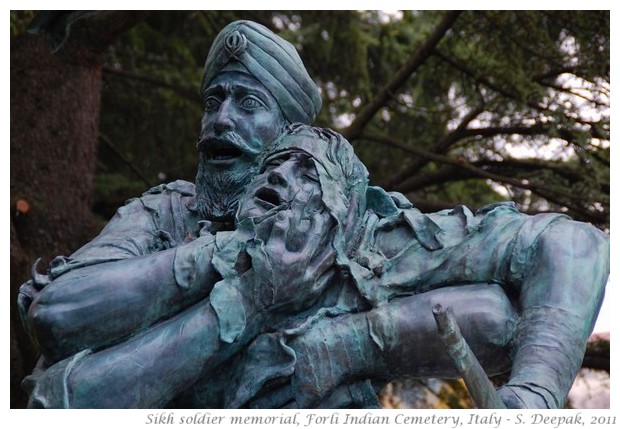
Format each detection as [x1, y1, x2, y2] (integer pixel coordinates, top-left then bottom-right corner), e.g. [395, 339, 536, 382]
[10, 12, 144, 408]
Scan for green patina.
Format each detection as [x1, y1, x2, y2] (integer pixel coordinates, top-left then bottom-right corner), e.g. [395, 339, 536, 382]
[19, 20, 609, 409]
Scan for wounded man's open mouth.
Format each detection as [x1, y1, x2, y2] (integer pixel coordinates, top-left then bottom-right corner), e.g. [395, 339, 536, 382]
[254, 187, 283, 208]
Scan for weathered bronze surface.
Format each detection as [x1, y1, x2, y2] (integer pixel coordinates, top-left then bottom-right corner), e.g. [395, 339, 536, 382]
[19, 20, 609, 409]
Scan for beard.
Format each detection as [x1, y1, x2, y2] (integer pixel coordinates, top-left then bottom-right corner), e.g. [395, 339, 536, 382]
[195, 151, 258, 222]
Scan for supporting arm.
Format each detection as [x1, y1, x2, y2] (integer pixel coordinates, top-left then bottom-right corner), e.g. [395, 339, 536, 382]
[22, 235, 219, 363]
[27, 282, 266, 408]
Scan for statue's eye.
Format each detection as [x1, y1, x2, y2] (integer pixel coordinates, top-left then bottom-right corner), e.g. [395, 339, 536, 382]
[300, 158, 319, 182]
[302, 172, 320, 183]
[205, 97, 221, 111]
[264, 153, 291, 169]
[240, 96, 264, 110]
[266, 158, 284, 168]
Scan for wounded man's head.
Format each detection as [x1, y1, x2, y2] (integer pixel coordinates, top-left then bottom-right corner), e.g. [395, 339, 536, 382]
[238, 123, 369, 257]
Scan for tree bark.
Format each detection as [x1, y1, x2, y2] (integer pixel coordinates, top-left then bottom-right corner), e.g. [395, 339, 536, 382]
[10, 11, 144, 408]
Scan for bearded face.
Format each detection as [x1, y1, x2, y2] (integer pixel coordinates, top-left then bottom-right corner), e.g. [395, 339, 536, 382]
[195, 149, 258, 222]
[195, 70, 287, 222]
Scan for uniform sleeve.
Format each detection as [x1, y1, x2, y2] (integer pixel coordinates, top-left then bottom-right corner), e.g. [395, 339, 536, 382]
[360, 202, 568, 302]
[48, 181, 200, 279]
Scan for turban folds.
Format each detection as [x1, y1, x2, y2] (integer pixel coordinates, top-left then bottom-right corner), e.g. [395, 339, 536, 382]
[202, 20, 322, 125]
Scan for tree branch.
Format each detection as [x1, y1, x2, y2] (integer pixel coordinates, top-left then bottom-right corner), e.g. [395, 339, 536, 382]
[361, 132, 607, 224]
[586, 146, 610, 167]
[460, 125, 547, 139]
[582, 338, 609, 373]
[536, 81, 609, 108]
[474, 159, 585, 184]
[533, 67, 582, 82]
[363, 132, 544, 193]
[55, 11, 149, 55]
[393, 166, 476, 191]
[377, 157, 607, 211]
[99, 133, 153, 189]
[102, 66, 200, 104]
[343, 11, 462, 141]
[434, 48, 609, 132]
[383, 105, 483, 189]
[367, 121, 602, 185]
[433, 49, 524, 102]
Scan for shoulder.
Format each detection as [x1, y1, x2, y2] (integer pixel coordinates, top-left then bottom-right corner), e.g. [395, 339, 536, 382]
[102, 180, 199, 239]
[533, 216, 609, 257]
[106, 180, 195, 221]
[120, 180, 197, 215]
[142, 180, 196, 197]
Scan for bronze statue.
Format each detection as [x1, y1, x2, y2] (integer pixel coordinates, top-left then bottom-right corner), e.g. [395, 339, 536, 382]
[22, 125, 362, 408]
[19, 20, 609, 409]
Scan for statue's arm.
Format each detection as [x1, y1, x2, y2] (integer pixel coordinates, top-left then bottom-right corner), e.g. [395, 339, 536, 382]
[19, 189, 216, 363]
[239, 210, 609, 409]
[26, 206, 337, 409]
[233, 284, 515, 408]
[27, 286, 265, 408]
[364, 214, 609, 409]
[23, 235, 219, 363]
[497, 218, 609, 408]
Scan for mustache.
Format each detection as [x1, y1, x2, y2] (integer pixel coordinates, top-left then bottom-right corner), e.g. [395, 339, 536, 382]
[196, 131, 260, 157]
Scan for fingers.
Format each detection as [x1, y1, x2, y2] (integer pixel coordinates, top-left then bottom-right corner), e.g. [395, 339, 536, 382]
[18, 280, 38, 302]
[307, 245, 336, 290]
[301, 211, 335, 273]
[267, 183, 327, 253]
[290, 184, 314, 215]
[266, 211, 290, 251]
[273, 207, 335, 284]
[17, 289, 35, 324]
[304, 211, 331, 253]
[287, 184, 317, 251]
[305, 215, 336, 287]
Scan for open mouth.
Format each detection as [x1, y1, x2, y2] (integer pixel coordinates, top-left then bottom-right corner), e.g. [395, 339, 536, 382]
[205, 140, 244, 164]
[254, 187, 282, 208]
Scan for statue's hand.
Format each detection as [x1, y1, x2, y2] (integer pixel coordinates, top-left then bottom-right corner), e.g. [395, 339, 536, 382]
[251, 185, 336, 313]
[263, 315, 381, 408]
[233, 325, 353, 409]
[18, 280, 38, 318]
[18, 278, 48, 343]
[18, 259, 51, 325]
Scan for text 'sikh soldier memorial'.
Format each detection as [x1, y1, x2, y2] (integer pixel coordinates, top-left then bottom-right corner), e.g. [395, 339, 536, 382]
[18, 20, 609, 409]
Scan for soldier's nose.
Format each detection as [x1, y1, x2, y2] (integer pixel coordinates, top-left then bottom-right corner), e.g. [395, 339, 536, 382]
[213, 102, 235, 133]
[267, 170, 287, 187]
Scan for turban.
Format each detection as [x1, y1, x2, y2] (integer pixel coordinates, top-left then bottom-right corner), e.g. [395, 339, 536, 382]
[202, 20, 322, 125]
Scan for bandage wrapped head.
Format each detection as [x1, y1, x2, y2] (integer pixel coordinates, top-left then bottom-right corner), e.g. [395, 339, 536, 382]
[202, 20, 322, 125]
[256, 124, 369, 261]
